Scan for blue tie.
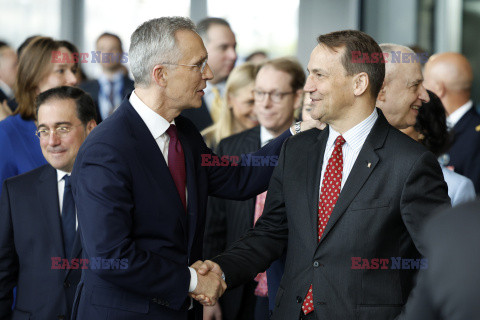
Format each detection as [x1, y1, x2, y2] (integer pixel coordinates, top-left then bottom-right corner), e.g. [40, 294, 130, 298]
[62, 175, 76, 258]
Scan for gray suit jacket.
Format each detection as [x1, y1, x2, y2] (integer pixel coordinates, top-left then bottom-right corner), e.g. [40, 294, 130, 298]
[213, 109, 450, 320]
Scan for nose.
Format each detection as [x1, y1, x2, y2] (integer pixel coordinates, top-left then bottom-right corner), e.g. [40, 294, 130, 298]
[65, 69, 78, 86]
[304, 75, 316, 93]
[202, 63, 214, 80]
[418, 83, 429, 103]
[227, 47, 237, 61]
[48, 131, 61, 146]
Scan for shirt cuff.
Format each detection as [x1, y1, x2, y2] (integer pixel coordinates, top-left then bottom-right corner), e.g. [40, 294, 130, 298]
[188, 267, 197, 292]
[289, 127, 295, 135]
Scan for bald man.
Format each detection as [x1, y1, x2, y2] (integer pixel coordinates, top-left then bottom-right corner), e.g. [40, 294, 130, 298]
[423, 52, 480, 193]
[375, 44, 430, 129]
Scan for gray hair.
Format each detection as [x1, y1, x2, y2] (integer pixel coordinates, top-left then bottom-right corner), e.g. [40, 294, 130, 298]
[129, 16, 196, 87]
[379, 43, 415, 82]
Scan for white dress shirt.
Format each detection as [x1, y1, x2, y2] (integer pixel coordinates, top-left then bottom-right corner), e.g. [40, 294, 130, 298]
[446, 100, 472, 129]
[56, 169, 78, 230]
[129, 91, 198, 293]
[319, 109, 378, 193]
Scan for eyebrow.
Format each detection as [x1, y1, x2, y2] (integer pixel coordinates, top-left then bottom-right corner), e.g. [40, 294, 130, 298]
[37, 121, 73, 128]
[308, 67, 328, 74]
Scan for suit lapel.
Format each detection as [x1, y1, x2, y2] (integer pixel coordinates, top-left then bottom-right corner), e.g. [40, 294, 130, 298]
[317, 111, 389, 247]
[306, 129, 329, 247]
[123, 102, 188, 237]
[38, 166, 65, 257]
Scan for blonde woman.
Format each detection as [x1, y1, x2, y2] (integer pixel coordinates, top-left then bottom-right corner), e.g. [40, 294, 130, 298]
[202, 62, 259, 149]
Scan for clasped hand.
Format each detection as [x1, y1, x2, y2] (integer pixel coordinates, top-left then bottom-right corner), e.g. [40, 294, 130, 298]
[189, 260, 227, 306]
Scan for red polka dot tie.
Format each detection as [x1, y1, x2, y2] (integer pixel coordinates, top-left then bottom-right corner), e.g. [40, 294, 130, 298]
[302, 135, 345, 315]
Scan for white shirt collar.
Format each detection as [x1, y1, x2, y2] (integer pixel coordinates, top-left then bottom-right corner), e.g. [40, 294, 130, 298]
[447, 100, 473, 128]
[56, 169, 70, 182]
[129, 91, 173, 140]
[326, 108, 378, 153]
[0, 79, 13, 99]
[260, 126, 276, 147]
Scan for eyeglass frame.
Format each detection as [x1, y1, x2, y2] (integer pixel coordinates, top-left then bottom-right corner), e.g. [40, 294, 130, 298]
[162, 59, 208, 73]
[252, 89, 295, 103]
[35, 124, 84, 139]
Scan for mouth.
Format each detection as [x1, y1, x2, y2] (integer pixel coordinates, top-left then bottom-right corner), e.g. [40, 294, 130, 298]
[411, 105, 420, 110]
[196, 89, 205, 96]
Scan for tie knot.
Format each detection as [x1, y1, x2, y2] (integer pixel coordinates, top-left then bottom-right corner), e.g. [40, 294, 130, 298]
[335, 135, 346, 147]
[63, 174, 71, 187]
[166, 124, 178, 140]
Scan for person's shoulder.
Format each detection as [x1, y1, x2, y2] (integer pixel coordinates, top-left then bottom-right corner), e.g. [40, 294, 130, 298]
[4, 164, 53, 189]
[219, 126, 260, 146]
[79, 79, 99, 90]
[426, 199, 480, 237]
[386, 126, 429, 157]
[289, 127, 324, 146]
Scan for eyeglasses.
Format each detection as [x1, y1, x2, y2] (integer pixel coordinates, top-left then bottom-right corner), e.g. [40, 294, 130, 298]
[35, 124, 83, 139]
[253, 90, 294, 103]
[162, 60, 208, 73]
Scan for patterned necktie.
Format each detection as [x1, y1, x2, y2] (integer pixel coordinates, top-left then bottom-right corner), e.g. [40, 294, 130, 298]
[253, 191, 268, 297]
[62, 175, 76, 258]
[166, 124, 187, 211]
[302, 135, 346, 315]
[210, 86, 222, 123]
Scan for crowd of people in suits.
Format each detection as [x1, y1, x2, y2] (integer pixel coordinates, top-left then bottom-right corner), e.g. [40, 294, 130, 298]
[0, 14, 479, 320]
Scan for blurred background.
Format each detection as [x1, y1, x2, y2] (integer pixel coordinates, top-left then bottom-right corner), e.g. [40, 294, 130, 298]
[1, 0, 478, 100]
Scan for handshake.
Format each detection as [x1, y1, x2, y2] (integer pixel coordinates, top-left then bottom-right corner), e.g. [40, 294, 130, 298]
[189, 260, 227, 306]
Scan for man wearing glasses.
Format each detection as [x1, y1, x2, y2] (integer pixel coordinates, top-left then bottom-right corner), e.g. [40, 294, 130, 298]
[70, 17, 317, 320]
[204, 57, 305, 320]
[0, 86, 97, 320]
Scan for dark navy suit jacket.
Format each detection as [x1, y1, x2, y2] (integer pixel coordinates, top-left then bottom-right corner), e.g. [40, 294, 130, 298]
[0, 164, 82, 320]
[70, 98, 291, 320]
[79, 75, 134, 123]
[447, 106, 480, 193]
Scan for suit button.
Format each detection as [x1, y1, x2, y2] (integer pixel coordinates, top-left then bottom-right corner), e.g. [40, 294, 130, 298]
[313, 261, 319, 267]
[63, 281, 70, 288]
[57, 315, 65, 320]
[296, 296, 303, 303]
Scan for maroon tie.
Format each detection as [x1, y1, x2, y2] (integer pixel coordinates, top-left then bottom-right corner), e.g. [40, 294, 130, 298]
[302, 135, 345, 315]
[166, 124, 187, 211]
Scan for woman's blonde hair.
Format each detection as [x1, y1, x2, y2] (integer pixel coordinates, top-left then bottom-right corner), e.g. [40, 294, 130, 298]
[14, 36, 63, 120]
[202, 62, 259, 148]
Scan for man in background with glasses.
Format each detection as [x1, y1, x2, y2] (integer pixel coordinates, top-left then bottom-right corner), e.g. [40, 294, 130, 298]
[0, 86, 97, 320]
[204, 57, 305, 320]
[70, 17, 317, 320]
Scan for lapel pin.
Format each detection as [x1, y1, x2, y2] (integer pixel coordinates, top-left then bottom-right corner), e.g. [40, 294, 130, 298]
[475, 124, 480, 132]
[367, 162, 371, 168]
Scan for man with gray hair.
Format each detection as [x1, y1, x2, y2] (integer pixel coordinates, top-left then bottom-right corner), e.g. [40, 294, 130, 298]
[375, 43, 429, 129]
[71, 16, 312, 320]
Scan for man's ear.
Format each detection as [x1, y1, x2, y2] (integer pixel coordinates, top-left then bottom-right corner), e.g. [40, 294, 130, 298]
[377, 81, 387, 102]
[353, 72, 369, 96]
[86, 119, 97, 135]
[152, 64, 168, 87]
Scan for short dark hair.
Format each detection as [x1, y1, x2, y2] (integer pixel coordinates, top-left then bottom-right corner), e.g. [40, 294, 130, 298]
[261, 57, 305, 92]
[414, 90, 451, 156]
[96, 32, 123, 51]
[197, 17, 231, 43]
[317, 30, 385, 98]
[35, 86, 97, 126]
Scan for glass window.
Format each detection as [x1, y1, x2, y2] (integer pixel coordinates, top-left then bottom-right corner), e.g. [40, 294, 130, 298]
[82, 0, 190, 78]
[0, 0, 61, 49]
[207, 0, 299, 61]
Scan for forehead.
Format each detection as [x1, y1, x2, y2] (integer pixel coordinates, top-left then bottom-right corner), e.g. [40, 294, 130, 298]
[175, 29, 207, 61]
[38, 98, 78, 124]
[255, 65, 292, 90]
[391, 60, 423, 85]
[206, 24, 235, 44]
[97, 35, 121, 48]
[308, 44, 344, 71]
